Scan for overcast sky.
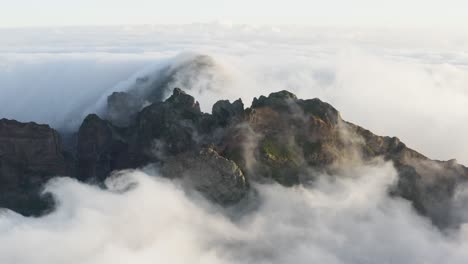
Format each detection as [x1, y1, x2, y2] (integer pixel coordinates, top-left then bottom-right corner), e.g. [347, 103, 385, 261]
[1, 0, 467, 28]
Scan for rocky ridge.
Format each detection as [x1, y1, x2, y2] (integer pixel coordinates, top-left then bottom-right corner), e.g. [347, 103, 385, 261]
[0, 119, 72, 214]
[0, 88, 467, 228]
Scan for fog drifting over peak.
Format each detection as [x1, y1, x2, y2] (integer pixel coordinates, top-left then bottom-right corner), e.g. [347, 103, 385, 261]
[1, 25, 467, 164]
[1, 25, 468, 263]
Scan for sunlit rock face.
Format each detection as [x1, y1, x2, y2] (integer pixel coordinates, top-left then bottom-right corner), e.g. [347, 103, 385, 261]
[1, 88, 467, 228]
[160, 147, 249, 205]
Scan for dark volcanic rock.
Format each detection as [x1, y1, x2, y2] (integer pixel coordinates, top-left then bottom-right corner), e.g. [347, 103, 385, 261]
[345, 122, 468, 227]
[2, 88, 468, 229]
[212, 99, 244, 127]
[78, 89, 248, 205]
[77, 114, 130, 181]
[222, 90, 468, 227]
[78, 88, 205, 177]
[221, 90, 343, 186]
[82, 89, 468, 226]
[0, 119, 72, 215]
[134, 88, 203, 160]
[161, 148, 249, 205]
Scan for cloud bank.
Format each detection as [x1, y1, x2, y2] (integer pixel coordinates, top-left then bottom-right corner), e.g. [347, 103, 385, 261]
[1, 161, 468, 264]
[1, 25, 467, 164]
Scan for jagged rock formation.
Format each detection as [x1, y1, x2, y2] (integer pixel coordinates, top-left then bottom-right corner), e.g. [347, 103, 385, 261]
[103, 54, 220, 127]
[1, 89, 467, 228]
[212, 99, 245, 127]
[0, 119, 72, 216]
[161, 148, 249, 205]
[77, 114, 131, 181]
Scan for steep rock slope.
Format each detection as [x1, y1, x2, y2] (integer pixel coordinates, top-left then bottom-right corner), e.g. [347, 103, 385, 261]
[0, 119, 72, 215]
[1, 89, 467, 228]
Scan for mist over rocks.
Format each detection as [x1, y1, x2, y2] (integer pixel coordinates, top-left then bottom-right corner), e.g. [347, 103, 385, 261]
[103, 54, 225, 127]
[107, 92, 144, 127]
[2, 26, 468, 166]
[1, 88, 468, 230]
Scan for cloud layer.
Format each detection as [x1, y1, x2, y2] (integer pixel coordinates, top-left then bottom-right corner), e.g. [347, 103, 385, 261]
[1, 25, 467, 163]
[1, 162, 468, 264]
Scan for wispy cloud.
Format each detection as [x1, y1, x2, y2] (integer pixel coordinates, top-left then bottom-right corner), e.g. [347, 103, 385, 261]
[1, 25, 467, 163]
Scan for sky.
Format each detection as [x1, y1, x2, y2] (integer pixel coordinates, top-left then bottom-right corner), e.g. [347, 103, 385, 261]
[1, 0, 467, 28]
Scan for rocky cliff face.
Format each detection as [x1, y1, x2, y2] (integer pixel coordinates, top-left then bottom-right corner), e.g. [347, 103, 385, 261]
[0, 119, 72, 215]
[1, 89, 467, 228]
[161, 148, 249, 205]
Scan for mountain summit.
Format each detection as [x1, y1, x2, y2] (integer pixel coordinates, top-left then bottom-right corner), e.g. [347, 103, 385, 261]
[0, 88, 466, 228]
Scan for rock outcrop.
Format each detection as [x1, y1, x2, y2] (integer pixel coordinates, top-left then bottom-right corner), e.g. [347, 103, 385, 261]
[212, 99, 244, 127]
[0, 119, 72, 215]
[1, 88, 467, 228]
[102, 54, 220, 126]
[161, 148, 249, 205]
[77, 114, 130, 181]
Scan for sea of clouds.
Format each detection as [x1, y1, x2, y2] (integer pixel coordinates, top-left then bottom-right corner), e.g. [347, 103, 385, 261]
[1, 25, 467, 163]
[2, 162, 468, 264]
[1, 24, 468, 263]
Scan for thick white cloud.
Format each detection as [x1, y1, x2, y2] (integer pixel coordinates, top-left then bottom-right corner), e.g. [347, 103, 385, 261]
[1, 162, 468, 264]
[1, 25, 467, 163]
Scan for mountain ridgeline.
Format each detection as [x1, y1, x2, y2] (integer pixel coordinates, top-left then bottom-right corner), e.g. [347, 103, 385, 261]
[1, 88, 467, 228]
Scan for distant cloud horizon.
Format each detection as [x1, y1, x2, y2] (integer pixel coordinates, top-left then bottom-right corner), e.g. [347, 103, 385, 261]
[1, 0, 467, 29]
[1, 25, 467, 165]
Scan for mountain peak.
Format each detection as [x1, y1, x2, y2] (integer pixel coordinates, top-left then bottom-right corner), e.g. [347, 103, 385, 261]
[0, 89, 466, 228]
[166, 87, 201, 112]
